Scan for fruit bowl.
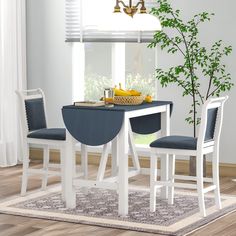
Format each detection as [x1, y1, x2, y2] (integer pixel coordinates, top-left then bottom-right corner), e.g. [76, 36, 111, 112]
[114, 95, 145, 105]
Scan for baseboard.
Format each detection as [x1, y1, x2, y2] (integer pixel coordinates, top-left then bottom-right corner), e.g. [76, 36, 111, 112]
[29, 148, 236, 177]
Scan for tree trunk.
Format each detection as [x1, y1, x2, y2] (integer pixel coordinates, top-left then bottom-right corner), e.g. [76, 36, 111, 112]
[189, 155, 207, 177]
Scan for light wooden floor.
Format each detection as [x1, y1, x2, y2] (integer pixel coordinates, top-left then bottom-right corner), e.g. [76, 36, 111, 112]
[0, 161, 236, 236]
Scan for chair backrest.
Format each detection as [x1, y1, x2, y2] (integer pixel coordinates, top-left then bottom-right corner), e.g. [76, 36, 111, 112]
[197, 96, 228, 151]
[16, 89, 48, 138]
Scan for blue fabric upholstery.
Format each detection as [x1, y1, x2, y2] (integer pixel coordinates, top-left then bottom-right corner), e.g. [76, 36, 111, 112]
[25, 98, 47, 131]
[62, 108, 124, 146]
[150, 135, 197, 150]
[130, 101, 173, 135]
[205, 108, 218, 141]
[27, 128, 66, 140]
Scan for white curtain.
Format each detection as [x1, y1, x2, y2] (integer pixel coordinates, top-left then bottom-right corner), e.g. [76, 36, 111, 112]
[0, 0, 27, 167]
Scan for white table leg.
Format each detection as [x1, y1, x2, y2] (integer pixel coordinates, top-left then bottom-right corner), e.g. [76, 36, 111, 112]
[160, 104, 170, 199]
[64, 130, 76, 208]
[81, 144, 88, 179]
[111, 137, 119, 177]
[128, 121, 140, 171]
[60, 146, 66, 200]
[97, 143, 109, 181]
[118, 114, 129, 216]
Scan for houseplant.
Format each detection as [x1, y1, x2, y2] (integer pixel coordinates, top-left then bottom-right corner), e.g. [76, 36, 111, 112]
[149, 0, 233, 175]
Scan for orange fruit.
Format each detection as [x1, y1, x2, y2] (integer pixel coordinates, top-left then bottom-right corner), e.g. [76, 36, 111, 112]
[145, 95, 152, 103]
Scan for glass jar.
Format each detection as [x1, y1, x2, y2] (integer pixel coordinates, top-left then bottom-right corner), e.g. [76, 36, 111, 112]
[104, 88, 114, 107]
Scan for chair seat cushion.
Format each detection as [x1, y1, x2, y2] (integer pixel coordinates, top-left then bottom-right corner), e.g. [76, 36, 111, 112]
[150, 135, 197, 150]
[27, 128, 66, 141]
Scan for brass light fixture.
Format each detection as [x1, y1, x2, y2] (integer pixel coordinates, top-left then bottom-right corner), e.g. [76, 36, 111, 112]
[98, 0, 162, 32]
[114, 0, 147, 17]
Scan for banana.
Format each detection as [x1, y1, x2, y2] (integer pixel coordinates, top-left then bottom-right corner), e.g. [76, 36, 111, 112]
[129, 89, 142, 96]
[113, 88, 132, 96]
[113, 83, 141, 96]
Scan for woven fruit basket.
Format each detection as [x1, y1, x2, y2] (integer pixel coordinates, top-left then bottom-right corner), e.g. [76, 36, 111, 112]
[114, 95, 144, 105]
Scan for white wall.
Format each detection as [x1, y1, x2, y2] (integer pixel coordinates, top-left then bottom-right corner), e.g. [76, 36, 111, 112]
[26, 0, 72, 127]
[26, 0, 236, 163]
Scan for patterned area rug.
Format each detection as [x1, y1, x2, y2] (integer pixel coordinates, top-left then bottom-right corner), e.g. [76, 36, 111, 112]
[0, 186, 236, 236]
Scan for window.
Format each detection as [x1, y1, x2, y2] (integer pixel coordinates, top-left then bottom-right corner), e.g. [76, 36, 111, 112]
[125, 43, 157, 98]
[79, 43, 157, 102]
[84, 43, 112, 101]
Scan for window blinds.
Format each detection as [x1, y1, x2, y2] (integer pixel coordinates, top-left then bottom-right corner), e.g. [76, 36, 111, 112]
[65, 0, 158, 43]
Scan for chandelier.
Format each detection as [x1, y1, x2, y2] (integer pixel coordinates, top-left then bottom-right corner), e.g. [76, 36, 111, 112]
[114, 0, 148, 17]
[99, 0, 162, 31]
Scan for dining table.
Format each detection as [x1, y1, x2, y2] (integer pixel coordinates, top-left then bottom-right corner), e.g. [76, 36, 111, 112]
[62, 100, 173, 216]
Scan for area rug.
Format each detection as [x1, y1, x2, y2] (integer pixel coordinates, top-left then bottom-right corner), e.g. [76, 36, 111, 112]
[0, 186, 236, 236]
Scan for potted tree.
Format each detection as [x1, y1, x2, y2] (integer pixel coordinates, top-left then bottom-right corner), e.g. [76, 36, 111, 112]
[149, 0, 234, 175]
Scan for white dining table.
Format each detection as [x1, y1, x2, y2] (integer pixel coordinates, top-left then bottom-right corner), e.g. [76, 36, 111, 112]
[62, 103, 171, 216]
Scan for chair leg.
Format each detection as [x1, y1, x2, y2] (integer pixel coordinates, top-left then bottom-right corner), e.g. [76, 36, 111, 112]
[212, 149, 222, 209]
[150, 152, 158, 212]
[197, 153, 206, 217]
[21, 144, 29, 196]
[160, 154, 169, 199]
[41, 146, 49, 190]
[168, 154, 175, 205]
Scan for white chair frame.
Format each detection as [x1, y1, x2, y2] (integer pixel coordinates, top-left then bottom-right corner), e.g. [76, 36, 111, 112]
[16, 88, 86, 197]
[150, 96, 228, 217]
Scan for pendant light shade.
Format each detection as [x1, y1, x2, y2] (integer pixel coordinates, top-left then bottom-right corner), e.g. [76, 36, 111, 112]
[133, 13, 162, 31]
[98, 12, 135, 31]
[99, 12, 162, 31]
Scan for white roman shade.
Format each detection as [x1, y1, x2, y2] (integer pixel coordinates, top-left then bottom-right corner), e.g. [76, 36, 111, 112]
[65, 0, 158, 43]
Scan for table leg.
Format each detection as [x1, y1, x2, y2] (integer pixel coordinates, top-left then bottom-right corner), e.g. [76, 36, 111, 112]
[160, 105, 170, 199]
[81, 144, 88, 179]
[118, 115, 129, 216]
[64, 130, 76, 208]
[60, 147, 66, 201]
[81, 144, 88, 194]
[128, 121, 140, 171]
[97, 143, 109, 181]
[111, 137, 119, 177]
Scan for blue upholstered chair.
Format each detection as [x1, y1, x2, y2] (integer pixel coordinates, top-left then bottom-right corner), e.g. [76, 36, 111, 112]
[16, 89, 85, 196]
[149, 96, 228, 217]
